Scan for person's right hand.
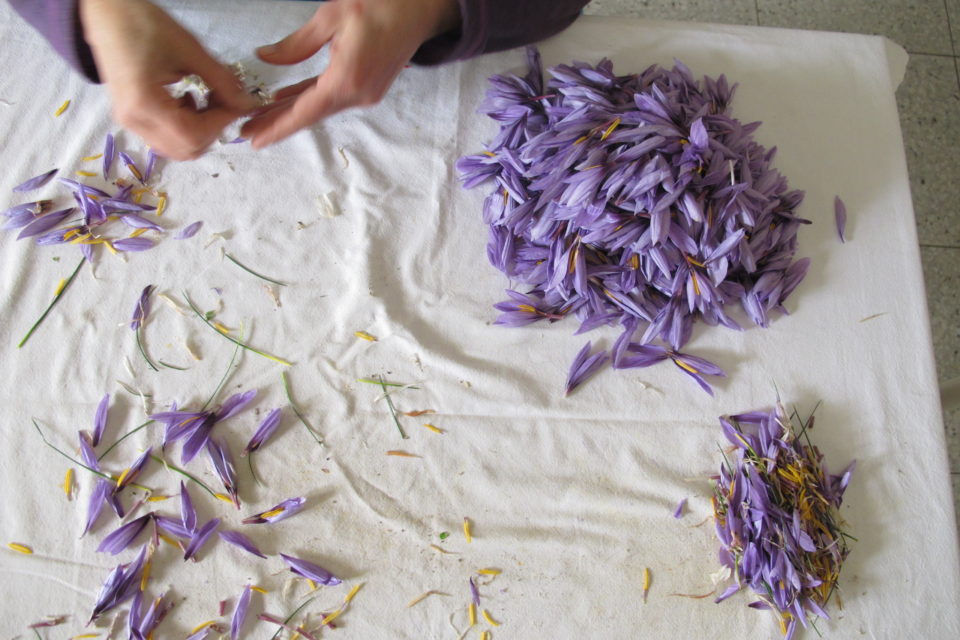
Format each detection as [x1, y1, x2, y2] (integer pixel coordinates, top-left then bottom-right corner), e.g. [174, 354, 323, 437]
[80, 0, 259, 160]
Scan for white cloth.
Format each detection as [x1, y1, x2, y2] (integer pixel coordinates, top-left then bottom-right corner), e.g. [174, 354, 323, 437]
[1, 1, 957, 638]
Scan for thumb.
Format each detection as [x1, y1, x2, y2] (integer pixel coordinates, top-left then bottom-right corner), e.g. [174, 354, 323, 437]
[257, 8, 336, 65]
[179, 44, 260, 113]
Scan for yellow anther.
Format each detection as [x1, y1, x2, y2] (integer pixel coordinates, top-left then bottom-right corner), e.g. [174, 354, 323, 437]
[214, 493, 234, 504]
[81, 153, 103, 162]
[54, 278, 67, 297]
[482, 609, 500, 626]
[422, 423, 444, 434]
[7, 542, 33, 554]
[463, 517, 473, 543]
[354, 330, 377, 342]
[672, 358, 699, 375]
[63, 467, 74, 497]
[468, 603, 477, 626]
[600, 117, 621, 141]
[477, 568, 501, 575]
[54, 100, 71, 116]
[75, 170, 97, 177]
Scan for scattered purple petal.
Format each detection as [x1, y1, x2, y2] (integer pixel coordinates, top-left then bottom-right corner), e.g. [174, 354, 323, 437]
[183, 517, 221, 561]
[280, 553, 342, 586]
[92, 393, 110, 446]
[13, 168, 58, 193]
[231, 584, 252, 640]
[130, 285, 154, 330]
[834, 195, 847, 243]
[243, 408, 282, 455]
[97, 513, 153, 555]
[180, 480, 197, 533]
[564, 341, 609, 396]
[112, 237, 155, 252]
[16, 207, 74, 240]
[242, 496, 305, 525]
[104, 133, 115, 178]
[176, 221, 203, 239]
[218, 529, 268, 559]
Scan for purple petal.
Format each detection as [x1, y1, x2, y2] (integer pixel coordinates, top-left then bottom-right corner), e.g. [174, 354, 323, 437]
[231, 585, 252, 640]
[834, 195, 847, 243]
[92, 394, 110, 447]
[280, 553, 342, 586]
[242, 496, 306, 525]
[82, 478, 111, 536]
[206, 439, 238, 507]
[243, 408, 282, 454]
[119, 214, 163, 232]
[103, 134, 115, 179]
[215, 390, 257, 422]
[183, 517, 221, 561]
[564, 341, 609, 396]
[218, 530, 267, 559]
[176, 221, 203, 239]
[130, 285, 154, 330]
[469, 576, 481, 607]
[16, 208, 74, 239]
[673, 498, 687, 519]
[143, 149, 158, 183]
[97, 514, 152, 555]
[13, 168, 58, 192]
[112, 237, 155, 252]
[155, 515, 193, 540]
[180, 481, 197, 533]
[119, 152, 145, 183]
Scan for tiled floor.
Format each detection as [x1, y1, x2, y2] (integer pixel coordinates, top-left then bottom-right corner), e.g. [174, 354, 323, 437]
[583, 0, 960, 530]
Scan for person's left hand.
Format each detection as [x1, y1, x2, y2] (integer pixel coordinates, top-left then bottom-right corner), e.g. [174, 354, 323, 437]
[241, 0, 460, 149]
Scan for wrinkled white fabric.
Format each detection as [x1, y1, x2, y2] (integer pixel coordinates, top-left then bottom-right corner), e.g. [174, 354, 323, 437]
[0, 1, 956, 638]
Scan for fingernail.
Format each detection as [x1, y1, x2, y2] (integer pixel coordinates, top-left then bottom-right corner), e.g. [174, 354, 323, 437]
[257, 44, 278, 57]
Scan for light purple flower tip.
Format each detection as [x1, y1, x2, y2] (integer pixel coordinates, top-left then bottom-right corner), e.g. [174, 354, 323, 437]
[82, 478, 111, 536]
[92, 393, 110, 447]
[215, 389, 258, 422]
[280, 553, 342, 586]
[144, 149, 159, 183]
[243, 408, 282, 455]
[103, 134, 115, 178]
[119, 214, 163, 232]
[130, 285, 154, 330]
[184, 517, 221, 561]
[176, 221, 203, 239]
[16, 208, 74, 240]
[231, 584, 252, 640]
[13, 168, 58, 193]
[180, 481, 197, 533]
[119, 152, 145, 184]
[834, 195, 847, 243]
[206, 438, 239, 507]
[113, 237, 155, 252]
[564, 341, 609, 396]
[97, 513, 153, 555]
[90, 544, 147, 622]
[218, 530, 267, 559]
[469, 576, 481, 606]
[242, 496, 306, 525]
[673, 497, 687, 519]
[114, 446, 153, 493]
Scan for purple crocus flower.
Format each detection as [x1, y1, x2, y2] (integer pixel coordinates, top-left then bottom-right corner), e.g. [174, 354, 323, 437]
[149, 389, 257, 464]
[280, 553, 342, 586]
[206, 438, 239, 508]
[176, 221, 203, 239]
[130, 285, 154, 330]
[13, 168, 58, 192]
[90, 544, 148, 622]
[218, 530, 267, 559]
[231, 584, 252, 640]
[242, 496, 305, 525]
[458, 49, 812, 395]
[114, 447, 153, 493]
[242, 408, 282, 455]
[564, 341, 608, 396]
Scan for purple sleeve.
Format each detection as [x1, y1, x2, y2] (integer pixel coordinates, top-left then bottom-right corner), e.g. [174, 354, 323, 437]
[412, 0, 590, 65]
[9, 0, 100, 81]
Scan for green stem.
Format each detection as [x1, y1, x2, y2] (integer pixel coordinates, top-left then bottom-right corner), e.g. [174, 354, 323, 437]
[282, 371, 324, 447]
[136, 326, 160, 372]
[183, 291, 292, 366]
[18, 258, 85, 348]
[149, 455, 217, 497]
[270, 597, 316, 640]
[378, 375, 407, 439]
[202, 331, 243, 411]
[158, 360, 189, 371]
[356, 378, 419, 389]
[34, 419, 113, 482]
[98, 420, 155, 461]
[224, 252, 288, 287]
[247, 453, 263, 488]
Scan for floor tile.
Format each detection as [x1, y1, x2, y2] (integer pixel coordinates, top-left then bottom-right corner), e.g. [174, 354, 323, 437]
[896, 55, 960, 247]
[947, 0, 960, 55]
[583, 0, 758, 26]
[756, 0, 953, 54]
[920, 247, 960, 384]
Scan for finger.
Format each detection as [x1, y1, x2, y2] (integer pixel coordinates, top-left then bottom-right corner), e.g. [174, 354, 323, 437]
[257, 5, 337, 65]
[176, 42, 260, 113]
[248, 78, 351, 149]
[274, 76, 318, 101]
[129, 90, 240, 160]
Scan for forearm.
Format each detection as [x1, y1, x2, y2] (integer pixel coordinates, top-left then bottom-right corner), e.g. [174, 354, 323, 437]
[9, 0, 100, 81]
[413, 0, 590, 65]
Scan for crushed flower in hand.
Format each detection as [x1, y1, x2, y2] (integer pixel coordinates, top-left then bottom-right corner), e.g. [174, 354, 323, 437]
[458, 48, 813, 394]
[710, 401, 855, 638]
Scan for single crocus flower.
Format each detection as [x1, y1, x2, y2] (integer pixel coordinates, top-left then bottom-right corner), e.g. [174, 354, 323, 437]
[13, 168, 58, 192]
[150, 389, 257, 464]
[130, 285, 154, 330]
[564, 341, 609, 396]
[90, 544, 149, 622]
[242, 408, 282, 455]
[242, 496, 305, 525]
[280, 553, 342, 586]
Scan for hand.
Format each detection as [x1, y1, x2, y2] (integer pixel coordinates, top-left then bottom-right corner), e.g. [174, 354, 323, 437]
[241, 0, 460, 149]
[80, 0, 260, 160]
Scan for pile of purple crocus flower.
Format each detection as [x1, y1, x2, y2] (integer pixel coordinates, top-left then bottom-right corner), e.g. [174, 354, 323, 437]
[458, 49, 812, 394]
[712, 403, 854, 638]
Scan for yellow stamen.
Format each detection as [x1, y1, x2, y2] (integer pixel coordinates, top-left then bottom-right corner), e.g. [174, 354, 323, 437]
[71, 634, 100, 639]
[115, 467, 132, 487]
[629, 254, 639, 270]
[8, 542, 33, 554]
[213, 322, 231, 334]
[69, 233, 91, 244]
[344, 583, 362, 603]
[156, 195, 167, 217]
[600, 117, 621, 141]
[482, 609, 500, 626]
[259, 507, 285, 519]
[672, 358, 699, 375]
[214, 493, 234, 504]
[129, 228, 149, 238]
[463, 517, 473, 543]
[679, 138, 689, 145]
[481, 633, 490, 640]
[642, 567, 651, 602]
[580, 164, 602, 171]
[250, 585, 268, 594]
[63, 467, 74, 497]
[386, 450, 419, 458]
[75, 170, 97, 177]
[146, 495, 170, 502]
[422, 423, 444, 434]
[468, 603, 477, 626]
[684, 255, 705, 268]
[307, 579, 318, 591]
[517, 304, 536, 313]
[81, 153, 103, 162]
[134, 191, 144, 204]
[63, 228, 81, 240]
[691, 270, 701, 297]
[574, 135, 589, 145]
[54, 278, 67, 297]
[354, 330, 377, 342]
[105, 238, 118, 254]
[129, 165, 144, 182]
[190, 621, 217, 634]
[477, 568, 501, 575]
[481, 151, 496, 157]
[140, 560, 151, 591]
[54, 99, 71, 116]
[158, 533, 179, 548]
